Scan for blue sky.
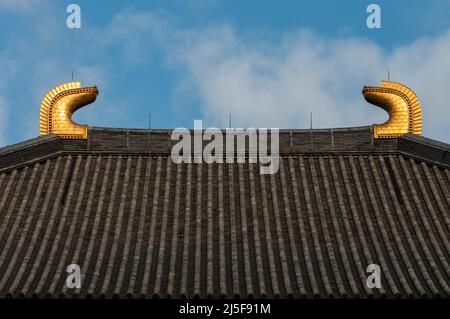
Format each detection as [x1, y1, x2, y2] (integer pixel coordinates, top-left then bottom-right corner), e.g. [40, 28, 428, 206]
[0, 0, 449, 145]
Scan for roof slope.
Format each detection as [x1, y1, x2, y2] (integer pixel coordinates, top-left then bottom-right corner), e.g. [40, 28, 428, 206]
[0, 127, 449, 298]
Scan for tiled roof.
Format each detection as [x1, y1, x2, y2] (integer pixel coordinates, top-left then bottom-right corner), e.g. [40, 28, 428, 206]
[0, 127, 448, 298]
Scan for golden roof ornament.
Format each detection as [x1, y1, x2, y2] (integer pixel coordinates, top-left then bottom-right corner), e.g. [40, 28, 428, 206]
[363, 81, 422, 139]
[39, 82, 98, 139]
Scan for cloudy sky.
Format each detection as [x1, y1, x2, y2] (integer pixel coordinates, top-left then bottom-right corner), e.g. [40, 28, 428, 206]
[0, 0, 449, 146]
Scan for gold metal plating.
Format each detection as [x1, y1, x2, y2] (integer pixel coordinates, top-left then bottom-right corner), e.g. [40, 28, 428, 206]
[39, 82, 98, 139]
[362, 81, 422, 139]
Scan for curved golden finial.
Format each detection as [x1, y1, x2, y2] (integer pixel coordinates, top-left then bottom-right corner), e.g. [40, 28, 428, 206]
[362, 81, 422, 139]
[39, 82, 99, 139]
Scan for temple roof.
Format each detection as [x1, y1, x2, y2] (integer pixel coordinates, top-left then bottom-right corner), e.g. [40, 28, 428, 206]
[0, 126, 449, 298]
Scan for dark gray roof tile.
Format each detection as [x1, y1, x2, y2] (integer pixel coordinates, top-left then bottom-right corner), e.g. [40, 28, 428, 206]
[0, 129, 449, 298]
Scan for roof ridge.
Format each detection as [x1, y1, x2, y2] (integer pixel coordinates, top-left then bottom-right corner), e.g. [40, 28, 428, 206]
[0, 135, 60, 155]
[401, 134, 450, 150]
[0, 127, 449, 171]
[399, 134, 450, 168]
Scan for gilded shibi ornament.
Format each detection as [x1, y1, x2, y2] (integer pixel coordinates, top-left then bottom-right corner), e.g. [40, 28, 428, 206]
[39, 82, 98, 139]
[38, 80, 422, 140]
[363, 81, 422, 139]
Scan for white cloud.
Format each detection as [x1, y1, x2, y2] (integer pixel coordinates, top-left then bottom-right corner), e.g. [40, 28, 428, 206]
[168, 26, 450, 142]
